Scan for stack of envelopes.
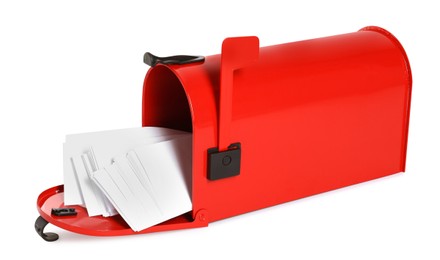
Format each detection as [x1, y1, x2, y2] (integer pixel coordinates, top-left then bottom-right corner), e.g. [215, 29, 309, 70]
[63, 127, 192, 231]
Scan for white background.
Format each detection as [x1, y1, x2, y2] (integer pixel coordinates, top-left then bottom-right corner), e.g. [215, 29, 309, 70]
[1, 1, 439, 259]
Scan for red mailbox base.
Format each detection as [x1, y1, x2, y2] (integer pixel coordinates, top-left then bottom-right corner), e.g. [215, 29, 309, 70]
[36, 185, 208, 238]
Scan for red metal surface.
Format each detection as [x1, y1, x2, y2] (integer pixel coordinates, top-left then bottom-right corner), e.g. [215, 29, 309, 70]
[143, 26, 412, 224]
[37, 26, 411, 236]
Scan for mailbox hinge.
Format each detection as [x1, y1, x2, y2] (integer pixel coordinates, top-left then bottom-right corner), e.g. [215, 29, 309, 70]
[208, 143, 241, 180]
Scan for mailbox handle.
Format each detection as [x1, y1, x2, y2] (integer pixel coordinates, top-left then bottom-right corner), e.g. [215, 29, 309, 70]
[218, 36, 259, 150]
[143, 52, 205, 67]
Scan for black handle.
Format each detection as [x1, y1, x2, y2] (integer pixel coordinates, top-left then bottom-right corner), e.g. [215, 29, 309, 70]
[144, 52, 205, 67]
[35, 216, 59, 242]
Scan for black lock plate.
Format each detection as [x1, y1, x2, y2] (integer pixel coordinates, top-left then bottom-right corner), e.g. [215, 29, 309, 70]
[208, 143, 241, 180]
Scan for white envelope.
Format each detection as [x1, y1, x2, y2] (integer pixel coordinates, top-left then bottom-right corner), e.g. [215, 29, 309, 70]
[70, 155, 109, 216]
[91, 135, 192, 231]
[81, 152, 117, 216]
[64, 127, 188, 206]
[128, 135, 192, 217]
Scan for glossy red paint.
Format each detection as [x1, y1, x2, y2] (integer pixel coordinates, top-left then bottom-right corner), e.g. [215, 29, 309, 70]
[37, 26, 412, 236]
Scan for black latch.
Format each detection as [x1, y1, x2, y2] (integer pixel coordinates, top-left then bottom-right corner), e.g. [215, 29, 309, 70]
[208, 143, 241, 180]
[51, 208, 77, 217]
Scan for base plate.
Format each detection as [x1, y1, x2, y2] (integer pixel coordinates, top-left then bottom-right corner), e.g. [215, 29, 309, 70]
[36, 185, 206, 237]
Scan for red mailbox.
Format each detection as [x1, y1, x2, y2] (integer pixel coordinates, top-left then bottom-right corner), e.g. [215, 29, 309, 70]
[35, 26, 412, 241]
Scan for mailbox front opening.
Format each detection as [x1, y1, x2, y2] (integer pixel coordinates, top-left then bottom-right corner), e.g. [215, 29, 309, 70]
[34, 65, 200, 239]
[142, 65, 196, 225]
[142, 65, 192, 132]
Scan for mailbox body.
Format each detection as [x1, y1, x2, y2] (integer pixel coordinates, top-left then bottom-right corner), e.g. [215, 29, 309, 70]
[143, 26, 412, 224]
[36, 26, 412, 236]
